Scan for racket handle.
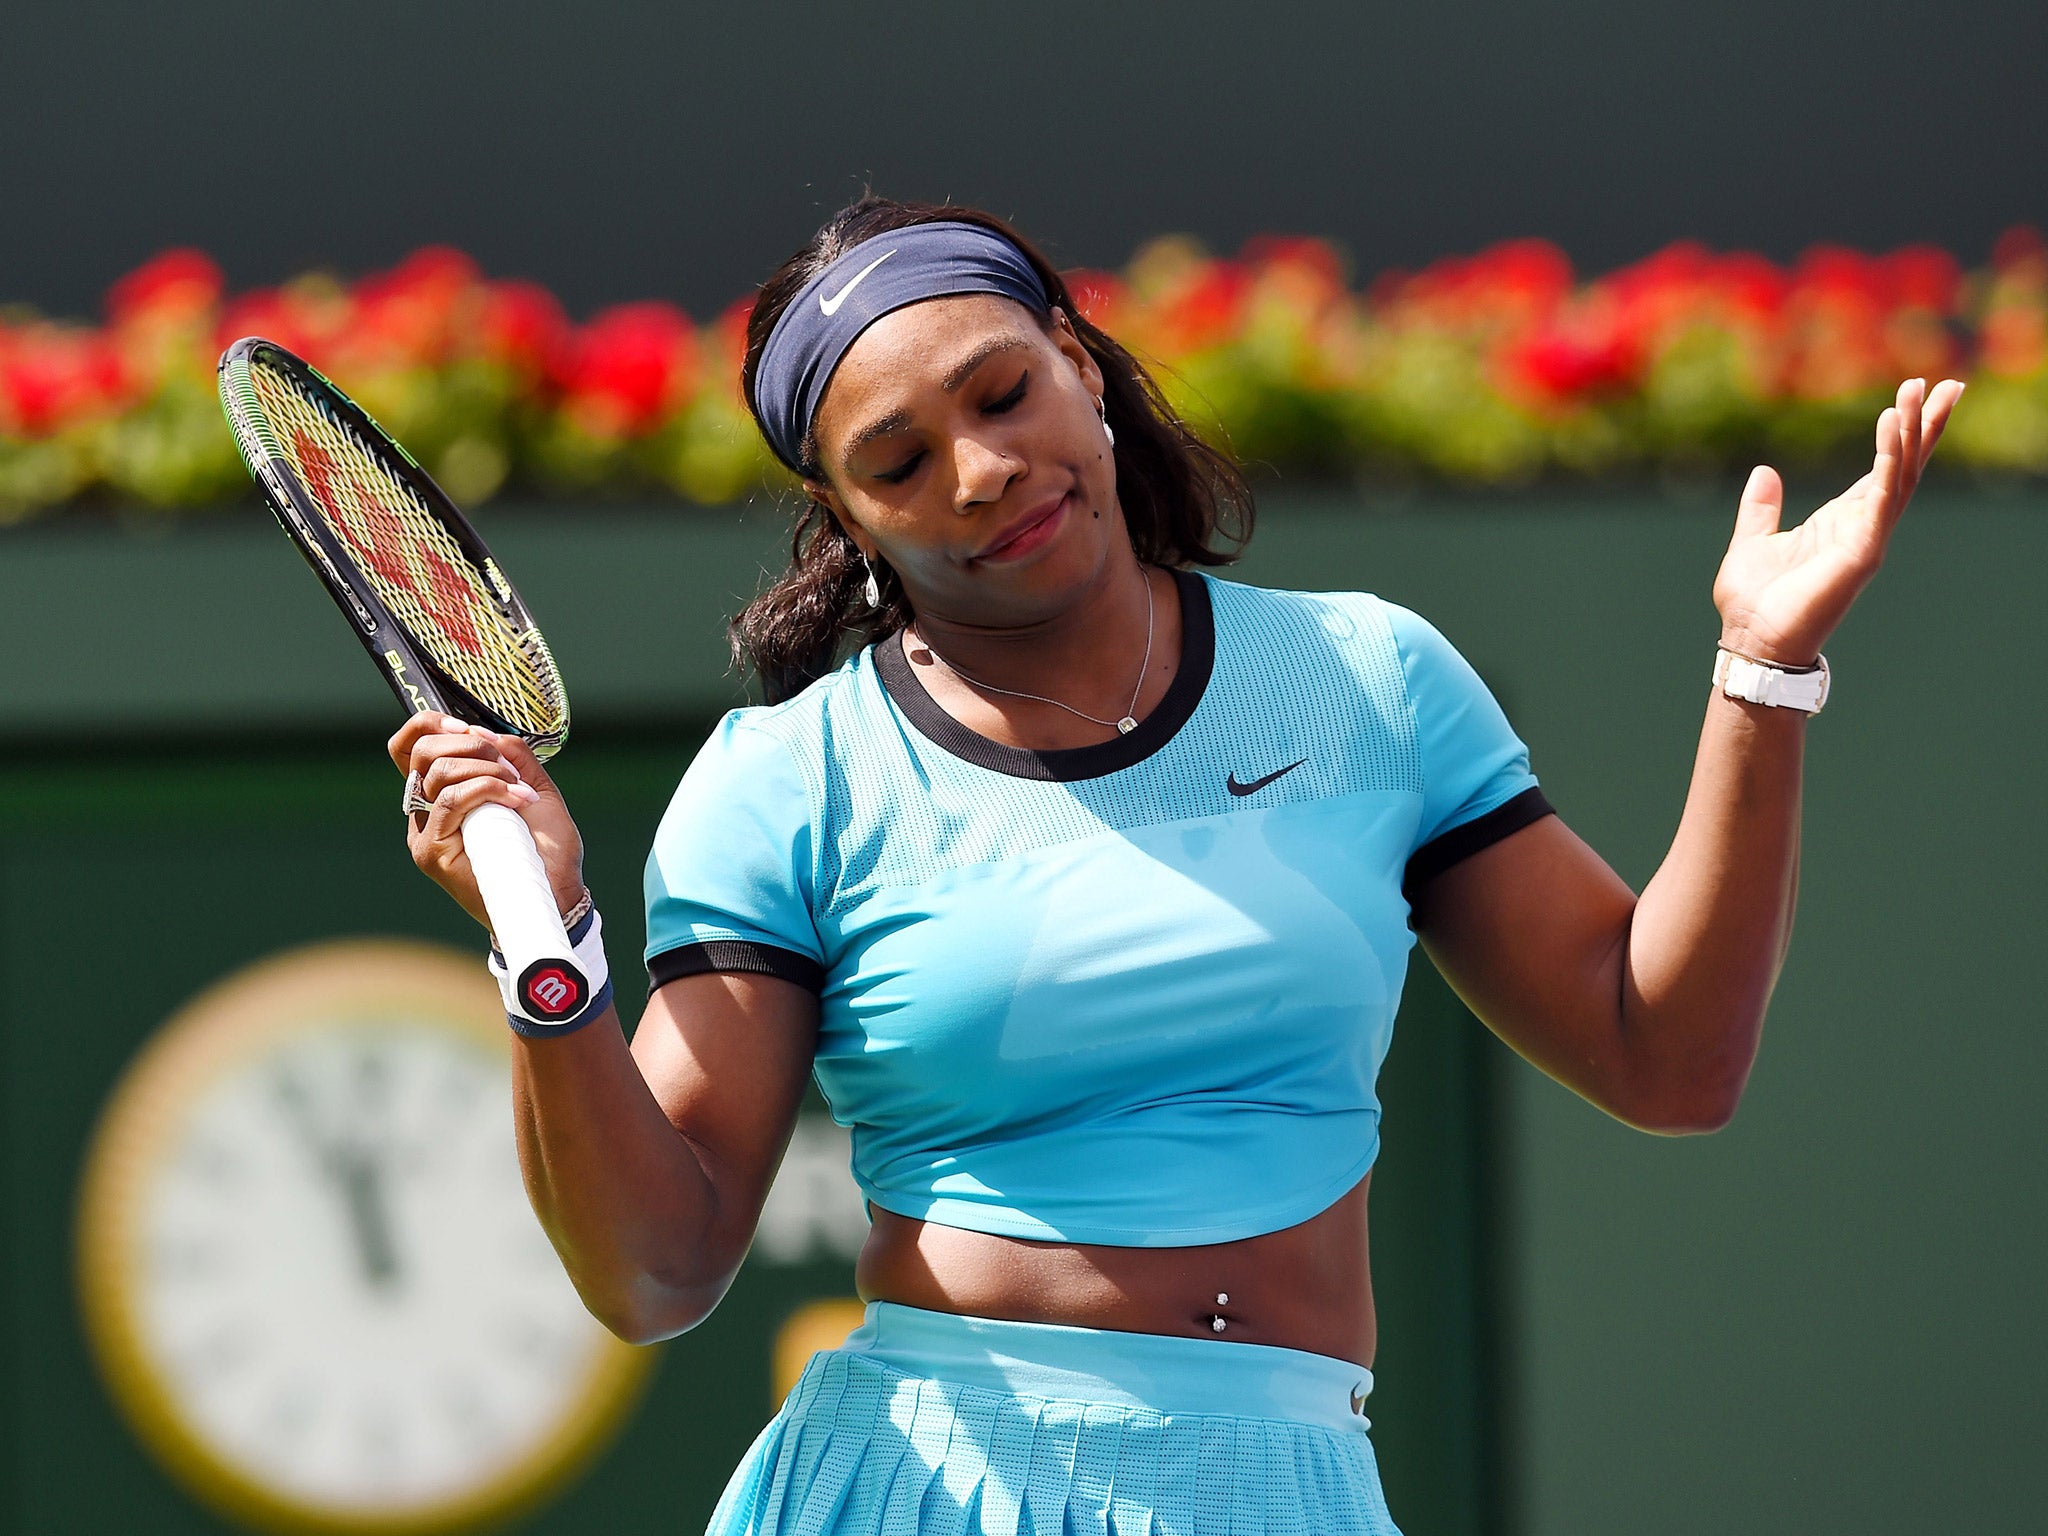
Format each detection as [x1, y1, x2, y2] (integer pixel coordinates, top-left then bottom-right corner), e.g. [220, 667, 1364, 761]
[460, 802, 590, 1024]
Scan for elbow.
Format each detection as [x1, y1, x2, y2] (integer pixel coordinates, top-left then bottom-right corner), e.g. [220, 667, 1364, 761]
[1635, 1090, 1743, 1136]
[590, 1300, 693, 1347]
[580, 1269, 729, 1345]
[1615, 1059, 1751, 1136]
[571, 1243, 746, 1345]
[1607, 995, 1764, 1134]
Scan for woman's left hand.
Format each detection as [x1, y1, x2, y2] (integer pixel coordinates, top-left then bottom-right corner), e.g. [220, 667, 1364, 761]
[1712, 377, 1965, 666]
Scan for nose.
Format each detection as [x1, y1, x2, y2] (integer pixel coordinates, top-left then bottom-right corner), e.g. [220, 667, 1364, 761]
[950, 429, 1022, 513]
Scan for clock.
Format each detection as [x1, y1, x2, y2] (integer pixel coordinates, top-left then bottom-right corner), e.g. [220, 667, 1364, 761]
[76, 938, 653, 1535]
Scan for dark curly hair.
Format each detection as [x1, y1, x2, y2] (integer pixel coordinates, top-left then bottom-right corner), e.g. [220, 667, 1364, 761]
[731, 197, 1254, 704]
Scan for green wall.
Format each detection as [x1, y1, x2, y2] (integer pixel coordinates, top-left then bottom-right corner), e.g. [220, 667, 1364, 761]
[0, 501, 1498, 1534]
[3, 489, 2038, 1534]
[1227, 490, 2044, 1535]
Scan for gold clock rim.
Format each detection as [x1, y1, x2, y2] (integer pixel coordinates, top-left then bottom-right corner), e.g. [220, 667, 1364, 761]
[75, 936, 657, 1536]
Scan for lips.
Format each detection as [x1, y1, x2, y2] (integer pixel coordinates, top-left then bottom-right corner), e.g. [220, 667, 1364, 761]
[974, 492, 1068, 563]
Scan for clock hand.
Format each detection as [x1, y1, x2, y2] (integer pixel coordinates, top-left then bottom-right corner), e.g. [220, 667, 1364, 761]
[270, 1066, 402, 1289]
[334, 1151, 403, 1290]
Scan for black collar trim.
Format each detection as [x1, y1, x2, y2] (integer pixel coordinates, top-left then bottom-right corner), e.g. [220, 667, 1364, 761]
[873, 567, 1215, 783]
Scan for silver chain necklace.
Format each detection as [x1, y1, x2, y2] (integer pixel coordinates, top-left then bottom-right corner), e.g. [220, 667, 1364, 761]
[911, 569, 1155, 736]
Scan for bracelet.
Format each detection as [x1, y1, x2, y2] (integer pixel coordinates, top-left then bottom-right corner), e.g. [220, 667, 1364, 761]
[487, 904, 613, 1037]
[487, 885, 592, 956]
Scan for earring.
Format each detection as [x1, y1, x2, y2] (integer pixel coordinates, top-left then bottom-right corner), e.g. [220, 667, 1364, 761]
[862, 554, 882, 609]
[1098, 396, 1115, 447]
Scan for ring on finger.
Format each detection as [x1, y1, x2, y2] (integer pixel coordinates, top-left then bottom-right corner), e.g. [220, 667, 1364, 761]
[402, 769, 435, 819]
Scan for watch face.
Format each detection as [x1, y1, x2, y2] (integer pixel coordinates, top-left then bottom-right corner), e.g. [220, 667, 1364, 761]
[78, 940, 652, 1534]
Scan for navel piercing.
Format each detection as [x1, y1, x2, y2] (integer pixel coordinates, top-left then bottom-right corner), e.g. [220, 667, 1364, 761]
[1211, 1316, 1227, 1332]
[1211, 1292, 1230, 1332]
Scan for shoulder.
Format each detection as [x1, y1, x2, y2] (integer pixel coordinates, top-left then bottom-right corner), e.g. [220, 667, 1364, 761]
[681, 650, 881, 780]
[1200, 571, 1418, 683]
[1199, 571, 1398, 638]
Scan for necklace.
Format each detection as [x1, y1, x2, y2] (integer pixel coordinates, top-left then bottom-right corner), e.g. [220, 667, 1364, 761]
[911, 569, 1156, 736]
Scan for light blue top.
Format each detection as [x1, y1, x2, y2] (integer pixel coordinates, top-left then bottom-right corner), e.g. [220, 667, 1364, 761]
[644, 571, 1549, 1247]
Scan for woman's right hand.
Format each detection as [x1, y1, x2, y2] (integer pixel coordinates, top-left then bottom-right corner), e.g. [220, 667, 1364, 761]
[387, 712, 587, 930]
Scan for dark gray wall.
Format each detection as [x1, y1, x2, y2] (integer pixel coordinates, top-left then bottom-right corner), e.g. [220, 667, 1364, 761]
[5, 0, 2042, 321]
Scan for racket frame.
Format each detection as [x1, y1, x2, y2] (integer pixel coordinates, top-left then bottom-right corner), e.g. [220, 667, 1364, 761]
[217, 336, 568, 758]
[218, 337, 589, 1026]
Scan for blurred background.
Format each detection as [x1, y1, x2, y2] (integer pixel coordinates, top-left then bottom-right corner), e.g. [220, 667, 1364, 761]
[3, 3, 2042, 1533]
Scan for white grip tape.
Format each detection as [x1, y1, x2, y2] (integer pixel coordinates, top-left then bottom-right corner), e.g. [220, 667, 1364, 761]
[461, 801, 589, 1024]
[489, 907, 610, 1036]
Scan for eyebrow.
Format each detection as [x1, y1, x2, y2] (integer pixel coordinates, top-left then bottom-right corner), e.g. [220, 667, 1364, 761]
[840, 335, 1033, 461]
[845, 409, 913, 458]
[940, 334, 1031, 392]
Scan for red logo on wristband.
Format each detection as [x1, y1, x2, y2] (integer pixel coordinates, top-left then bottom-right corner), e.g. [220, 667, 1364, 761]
[523, 966, 582, 1018]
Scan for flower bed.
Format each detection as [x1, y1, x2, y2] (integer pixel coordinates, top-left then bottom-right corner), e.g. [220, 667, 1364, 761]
[3, 231, 2044, 522]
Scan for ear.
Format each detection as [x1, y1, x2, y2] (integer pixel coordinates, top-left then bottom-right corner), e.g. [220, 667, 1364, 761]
[1046, 306, 1105, 399]
[806, 482, 874, 561]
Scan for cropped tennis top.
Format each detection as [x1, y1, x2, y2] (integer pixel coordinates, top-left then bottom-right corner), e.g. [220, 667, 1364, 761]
[643, 571, 1552, 1246]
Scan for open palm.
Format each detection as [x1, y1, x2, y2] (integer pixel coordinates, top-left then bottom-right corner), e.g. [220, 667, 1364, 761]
[1713, 377, 1966, 667]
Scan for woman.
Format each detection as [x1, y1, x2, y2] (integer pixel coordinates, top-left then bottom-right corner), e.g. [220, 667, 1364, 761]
[390, 199, 1962, 1534]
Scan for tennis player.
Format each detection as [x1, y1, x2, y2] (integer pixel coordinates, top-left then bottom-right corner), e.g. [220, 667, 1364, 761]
[390, 199, 1962, 1534]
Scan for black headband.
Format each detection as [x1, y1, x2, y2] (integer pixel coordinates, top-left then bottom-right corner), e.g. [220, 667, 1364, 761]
[751, 221, 1051, 472]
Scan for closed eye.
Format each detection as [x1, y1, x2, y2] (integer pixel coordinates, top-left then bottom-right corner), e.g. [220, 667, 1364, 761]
[875, 449, 925, 485]
[986, 371, 1028, 414]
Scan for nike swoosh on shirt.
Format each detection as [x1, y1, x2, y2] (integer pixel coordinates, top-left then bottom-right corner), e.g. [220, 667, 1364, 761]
[1226, 759, 1307, 796]
[1350, 1383, 1368, 1416]
[819, 250, 897, 316]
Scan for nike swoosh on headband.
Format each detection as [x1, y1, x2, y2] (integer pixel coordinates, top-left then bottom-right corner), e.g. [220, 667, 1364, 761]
[819, 249, 898, 316]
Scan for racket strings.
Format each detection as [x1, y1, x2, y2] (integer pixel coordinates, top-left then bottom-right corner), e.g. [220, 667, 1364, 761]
[247, 365, 566, 738]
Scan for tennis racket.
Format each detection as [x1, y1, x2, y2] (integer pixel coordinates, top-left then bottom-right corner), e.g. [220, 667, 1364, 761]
[217, 336, 589, 1024]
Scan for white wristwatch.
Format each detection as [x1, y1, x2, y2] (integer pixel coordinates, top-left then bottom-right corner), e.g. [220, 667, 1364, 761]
[1713, 648, 1831, 714]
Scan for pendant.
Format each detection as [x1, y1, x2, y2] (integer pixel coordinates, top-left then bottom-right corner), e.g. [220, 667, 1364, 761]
[1116, 716, 1138, 735]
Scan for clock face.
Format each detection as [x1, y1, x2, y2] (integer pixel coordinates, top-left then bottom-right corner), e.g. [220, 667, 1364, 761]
[78, 940, 651, 1535]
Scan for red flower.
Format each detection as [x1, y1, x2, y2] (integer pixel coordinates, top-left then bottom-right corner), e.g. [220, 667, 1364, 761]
[1506, 326, 1638, 404]
[1476, 239, 1574, 305]
[1713, 252, 1791, 322]
[1155, 262, 1251, 353]
[106, 249, 224, 328]
[476, 280, 571, 380]
[1388, 240, 1572, 333]
[1240, 236, 1346, 292]
[0, 326, 128, 437]
[349, 246, 485, 367]
[1884, 246, 1961, 313]
[554, 302, 699, 435]
[1796, 245, 1887, 305]
[217, 284, 350, 361]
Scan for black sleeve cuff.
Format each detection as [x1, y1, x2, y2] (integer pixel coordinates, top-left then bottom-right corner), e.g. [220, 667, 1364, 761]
[647, 940, 825, 993]
[1402, 786, 1556, 906]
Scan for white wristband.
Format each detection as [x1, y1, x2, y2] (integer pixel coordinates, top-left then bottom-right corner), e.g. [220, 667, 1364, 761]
[488, 905, 612, 1036]
[1713, 648, 1831, 714]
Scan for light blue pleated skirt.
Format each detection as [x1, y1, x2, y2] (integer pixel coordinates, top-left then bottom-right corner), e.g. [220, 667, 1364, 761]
[705, 1301, 1403, 1536]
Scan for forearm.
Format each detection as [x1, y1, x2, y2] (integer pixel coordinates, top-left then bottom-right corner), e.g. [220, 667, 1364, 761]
[1616, 685, 1806, 1128]
[510, 1011, 726, 1341]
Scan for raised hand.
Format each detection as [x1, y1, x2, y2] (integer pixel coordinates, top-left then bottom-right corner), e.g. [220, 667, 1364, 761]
[387, 711, 587, 929]
[1712, 377, 1965, 667]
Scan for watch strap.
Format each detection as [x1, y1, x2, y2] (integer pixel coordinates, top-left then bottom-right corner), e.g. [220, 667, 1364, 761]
[1713, 648, 1831, 713]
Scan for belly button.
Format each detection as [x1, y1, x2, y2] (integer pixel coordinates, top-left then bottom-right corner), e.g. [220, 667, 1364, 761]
[1210, 1292, 1230, 1333]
